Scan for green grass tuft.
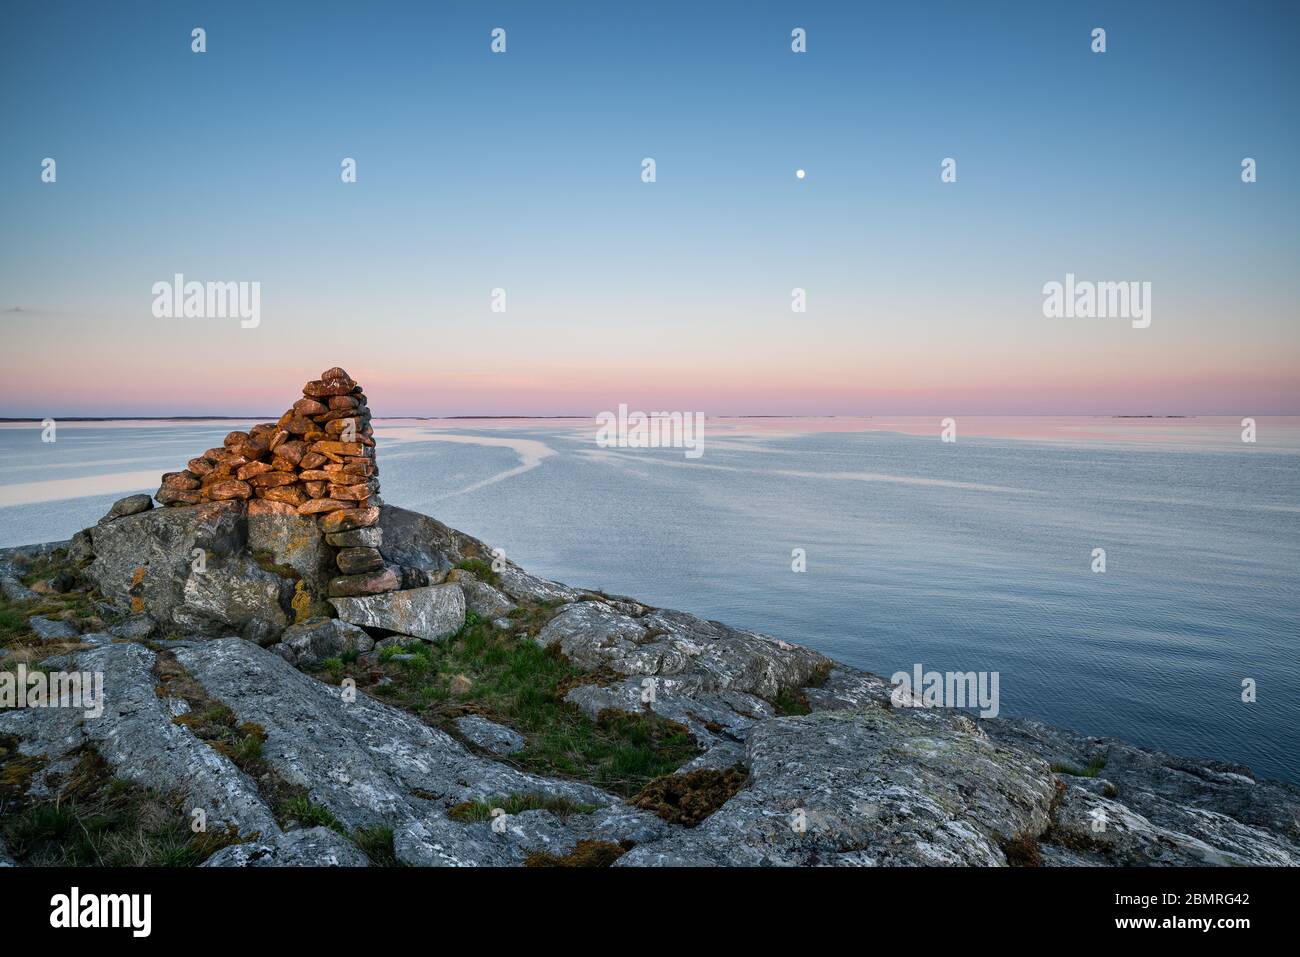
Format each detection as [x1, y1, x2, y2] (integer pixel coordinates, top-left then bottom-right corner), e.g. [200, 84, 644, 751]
[455, 559, 500, 587]
[312, 613, 700, 795]
[1050, 754, 1108, 778]
[447, 793, 598, 823]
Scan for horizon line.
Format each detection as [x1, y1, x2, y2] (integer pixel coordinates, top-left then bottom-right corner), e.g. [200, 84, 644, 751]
[4, 413, 1297, 424]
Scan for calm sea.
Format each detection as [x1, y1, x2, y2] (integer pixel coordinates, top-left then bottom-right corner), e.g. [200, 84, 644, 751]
[1, 416, 1297, 784]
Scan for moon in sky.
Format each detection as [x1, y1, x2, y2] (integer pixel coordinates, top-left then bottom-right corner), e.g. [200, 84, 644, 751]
[795, 169, 806, 179]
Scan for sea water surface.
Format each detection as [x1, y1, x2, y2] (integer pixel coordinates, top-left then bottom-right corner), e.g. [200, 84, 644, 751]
[1, 416, 1297, 784]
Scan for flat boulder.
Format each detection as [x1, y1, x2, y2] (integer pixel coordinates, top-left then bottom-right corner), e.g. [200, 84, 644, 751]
[377, 504, 489, 574]
[327, 566, 399, 598]
[107, 614, 156, 640]
[331, 583, 465, 641]
[273, 616, 374, 668]
[454, 714, 526, 755]
[98, 493, 154, 525]
[319, 506, 380, 535]
[28, 616, 80, 642]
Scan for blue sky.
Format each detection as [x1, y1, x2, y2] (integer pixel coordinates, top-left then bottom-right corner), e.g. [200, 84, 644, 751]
[2, 1, 1297, 415]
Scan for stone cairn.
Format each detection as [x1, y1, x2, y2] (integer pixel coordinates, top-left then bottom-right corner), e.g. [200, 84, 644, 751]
[154, 367, 397, 597]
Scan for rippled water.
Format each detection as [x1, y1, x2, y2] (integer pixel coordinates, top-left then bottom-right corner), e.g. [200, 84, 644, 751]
[1, 418, 1297, 783]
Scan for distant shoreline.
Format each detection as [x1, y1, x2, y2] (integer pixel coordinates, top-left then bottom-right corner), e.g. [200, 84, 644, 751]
[0, 414, 1248, 423]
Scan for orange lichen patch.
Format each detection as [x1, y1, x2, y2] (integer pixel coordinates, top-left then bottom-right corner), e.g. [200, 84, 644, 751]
[524, 839, 630, 868]
[129, 566, 146, 613]
[291, 581, 312, 623]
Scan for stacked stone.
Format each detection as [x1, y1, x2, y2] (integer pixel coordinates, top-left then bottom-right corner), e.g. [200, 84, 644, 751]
[154, 367, 396, 598]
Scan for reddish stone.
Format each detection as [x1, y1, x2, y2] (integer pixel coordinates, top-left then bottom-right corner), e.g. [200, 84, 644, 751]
[327, 566, 399, 598]
[327, 483, 370, 501]
[276, 439, 307, 466]
[260, 484, 308, 507]
[201, 464, 235, 484]
[248, 499, 299, 517]
[303, 378, 355, 398]
[156, 487, 202, 506]
[323, 418, 360, 439]
[324, 461, 372, 477]
[319, 506, 381, 534]
[293, 397, 329, 416]
[236, 460, 273, 481]
[161, 471, 201, 490]
[297, 498, 348, 515]
[248, 471, 298, 488]
[239, 434, 270, 457]
[309, 440, 365, 457]
[208, 479, 253, 501]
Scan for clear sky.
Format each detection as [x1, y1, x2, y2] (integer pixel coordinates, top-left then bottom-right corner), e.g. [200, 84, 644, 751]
[2, 1, 1297, 416]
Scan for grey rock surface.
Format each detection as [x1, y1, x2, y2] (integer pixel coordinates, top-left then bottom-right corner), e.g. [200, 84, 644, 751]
[273, 616, 375, 668]
[454, 714, 526, 755]
[326, 526, 383, 549]
[0, 541, 66, 603]
[108, 614, 157, 640]
[67, 529, 93, 563]
[494, 564, 582, 605]
[983, 717, 1300, 865]
[377, 505, 483, 575]
[201, 827, 370, 868]
[330, 583, 465, 642]
[1048, 783, 1294, 866]
[538, 600, 830, 699]
[27, 616, 80, 641]
[458, 576, 517, 620]
[173, 638, 634, 865]
[176, 552, 294, 646]
[0, 577, 37, 603]
[246, 507, 335, 596]
[0, 642, 280, 839]
[619, 708, 1055, 867]
[85, 501, 294, 644]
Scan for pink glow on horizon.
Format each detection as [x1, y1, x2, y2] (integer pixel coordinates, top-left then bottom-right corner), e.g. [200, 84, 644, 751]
[4, 356, 1298, 418]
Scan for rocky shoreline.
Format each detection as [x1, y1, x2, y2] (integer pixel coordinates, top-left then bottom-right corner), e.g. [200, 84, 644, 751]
[2, 498, 1296, 867]
[1, 368, 1295, 868]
